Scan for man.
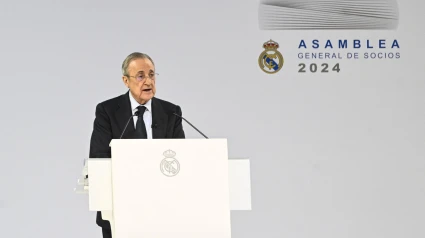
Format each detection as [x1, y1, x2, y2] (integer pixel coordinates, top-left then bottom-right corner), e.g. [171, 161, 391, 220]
[89, 52, 185, 238]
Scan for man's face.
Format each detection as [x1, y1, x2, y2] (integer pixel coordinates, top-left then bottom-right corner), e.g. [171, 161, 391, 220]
[123, 58, 156, 104]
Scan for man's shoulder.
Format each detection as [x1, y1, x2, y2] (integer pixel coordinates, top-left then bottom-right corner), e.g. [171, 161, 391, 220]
[94, 93, 127, 114]
[153, 97, 182, 111]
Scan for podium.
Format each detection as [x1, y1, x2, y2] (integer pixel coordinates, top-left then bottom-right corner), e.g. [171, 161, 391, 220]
[77, 138, 251, 238]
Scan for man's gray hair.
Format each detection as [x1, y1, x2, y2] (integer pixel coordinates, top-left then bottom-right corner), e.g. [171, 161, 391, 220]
[121, 52, 155, 76]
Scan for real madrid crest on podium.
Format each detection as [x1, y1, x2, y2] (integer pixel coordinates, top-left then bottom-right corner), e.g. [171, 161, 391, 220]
[160, 149, 180, 177]
[258, 39, 284, 74]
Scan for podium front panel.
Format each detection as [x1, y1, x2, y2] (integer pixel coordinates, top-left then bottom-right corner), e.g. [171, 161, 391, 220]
[110, 139, 231, 238]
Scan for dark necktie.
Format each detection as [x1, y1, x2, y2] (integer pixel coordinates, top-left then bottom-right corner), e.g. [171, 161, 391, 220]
[135, 106, 147, 139]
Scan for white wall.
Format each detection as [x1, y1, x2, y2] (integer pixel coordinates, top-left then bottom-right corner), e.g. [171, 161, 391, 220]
[0, 0, 424, 237]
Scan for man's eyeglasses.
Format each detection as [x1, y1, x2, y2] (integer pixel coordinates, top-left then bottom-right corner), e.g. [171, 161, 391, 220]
[127, 73, 158, 82]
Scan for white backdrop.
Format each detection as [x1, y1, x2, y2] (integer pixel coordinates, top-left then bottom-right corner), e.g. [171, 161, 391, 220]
[0, 0, 424, 238]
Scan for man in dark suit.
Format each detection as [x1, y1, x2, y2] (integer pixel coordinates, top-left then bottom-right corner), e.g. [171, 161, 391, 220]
[89, 52, 185, 238]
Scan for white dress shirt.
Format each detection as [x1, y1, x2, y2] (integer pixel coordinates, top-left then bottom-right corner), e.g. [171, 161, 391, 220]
[129, 93, 153, 139]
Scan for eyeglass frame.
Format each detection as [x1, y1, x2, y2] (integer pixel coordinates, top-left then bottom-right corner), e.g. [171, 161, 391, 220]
[126, 72, 159, 82]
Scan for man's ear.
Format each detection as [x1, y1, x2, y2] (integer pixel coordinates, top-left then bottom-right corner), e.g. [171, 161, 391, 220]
[122, 76, 129, 88]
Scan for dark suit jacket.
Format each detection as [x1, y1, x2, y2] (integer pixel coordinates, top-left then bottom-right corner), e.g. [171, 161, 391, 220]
[89, 90, 185, 233]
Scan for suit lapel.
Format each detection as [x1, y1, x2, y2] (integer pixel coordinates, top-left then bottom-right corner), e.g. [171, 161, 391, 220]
[152, 97, 168, 139]
[115, 91, 135, 138]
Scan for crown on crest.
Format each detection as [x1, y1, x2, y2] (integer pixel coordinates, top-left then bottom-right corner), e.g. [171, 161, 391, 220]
[163, 149, 176, 158]
[263, 39, 279, 50]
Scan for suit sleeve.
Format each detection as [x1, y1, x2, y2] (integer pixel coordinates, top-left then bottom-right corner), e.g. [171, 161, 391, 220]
[173, 105, 185, 138]
[89, 103, 113, 158]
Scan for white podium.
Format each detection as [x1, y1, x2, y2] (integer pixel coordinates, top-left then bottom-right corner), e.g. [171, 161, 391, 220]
[78, 138, 251, 238]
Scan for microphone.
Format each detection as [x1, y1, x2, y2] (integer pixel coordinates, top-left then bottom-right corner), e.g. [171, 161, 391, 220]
[119, 110, 140, 139]
[173, 112, 209, 139]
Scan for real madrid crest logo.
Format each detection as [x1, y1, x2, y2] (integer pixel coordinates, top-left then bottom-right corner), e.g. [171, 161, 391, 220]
[258, 39, 284, 74]
[160, 149, 180, 177]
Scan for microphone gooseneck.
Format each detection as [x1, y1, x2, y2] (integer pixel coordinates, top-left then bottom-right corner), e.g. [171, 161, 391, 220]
[119, 111, 140, 139]
[173, 112, 209, 139]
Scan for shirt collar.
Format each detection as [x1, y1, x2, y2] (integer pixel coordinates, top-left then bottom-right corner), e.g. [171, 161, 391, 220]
[129, 92, 152, 113]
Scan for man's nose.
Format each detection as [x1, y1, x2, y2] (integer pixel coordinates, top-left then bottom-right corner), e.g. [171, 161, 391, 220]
[144, 77, 152, 85]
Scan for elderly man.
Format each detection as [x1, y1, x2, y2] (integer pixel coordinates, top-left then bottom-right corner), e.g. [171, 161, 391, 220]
[89, 52, 185, 238]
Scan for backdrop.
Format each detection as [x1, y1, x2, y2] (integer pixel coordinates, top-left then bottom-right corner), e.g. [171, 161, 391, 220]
[0, 0, 424, 238]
